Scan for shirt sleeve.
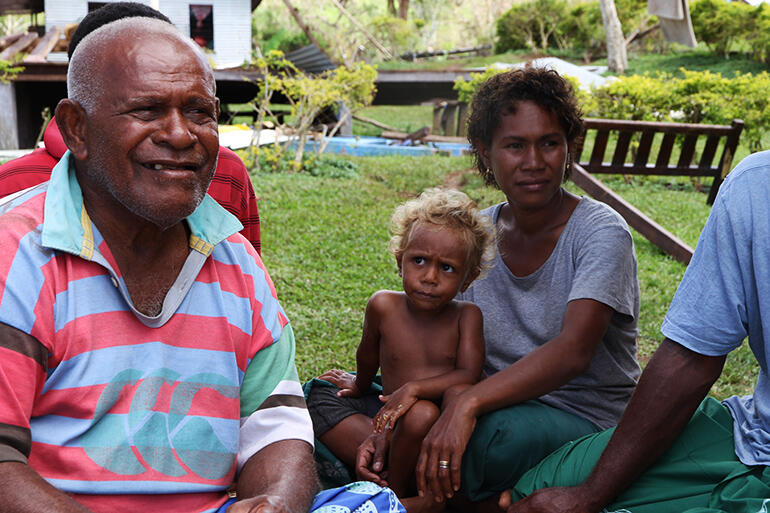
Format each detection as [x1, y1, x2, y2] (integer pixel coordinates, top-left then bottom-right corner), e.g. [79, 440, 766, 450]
[568, 208, 639, 320]
[661, 173, 754, 356]
[0, 323, 48, 464]
[237, 324, 313, 472]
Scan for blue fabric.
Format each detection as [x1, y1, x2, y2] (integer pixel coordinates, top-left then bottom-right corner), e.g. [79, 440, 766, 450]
[41, 151, 242, 256]
[661, 150, 770, 467]
[219, 483, 404, 513]
[311, 482, 405, 513]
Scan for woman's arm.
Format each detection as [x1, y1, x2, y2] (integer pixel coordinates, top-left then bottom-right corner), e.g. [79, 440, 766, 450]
[373, 303, 485, 431]
[416, 298, 614, 501]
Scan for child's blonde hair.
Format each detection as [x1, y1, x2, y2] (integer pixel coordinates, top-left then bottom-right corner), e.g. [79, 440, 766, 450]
[389, 188, 495, 282]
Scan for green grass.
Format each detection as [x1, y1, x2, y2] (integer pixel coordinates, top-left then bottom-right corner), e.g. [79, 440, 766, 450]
[251, 155, 759, 400]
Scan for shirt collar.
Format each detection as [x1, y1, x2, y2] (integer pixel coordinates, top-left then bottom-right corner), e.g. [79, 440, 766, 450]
[41, 151, 243, 259]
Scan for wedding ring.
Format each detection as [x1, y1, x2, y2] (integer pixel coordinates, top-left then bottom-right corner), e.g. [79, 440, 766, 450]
[438, 460, 450, 470]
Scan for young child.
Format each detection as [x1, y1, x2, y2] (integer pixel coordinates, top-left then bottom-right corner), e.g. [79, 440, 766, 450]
[312, 188, 495, 512]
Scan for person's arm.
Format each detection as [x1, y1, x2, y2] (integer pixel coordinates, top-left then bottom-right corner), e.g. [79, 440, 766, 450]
[505, 339, 725, 513]
[416, 297, 614, 500]
[228, 440, 318, 513]
[373, 302, 484, 432]
[349, 292, 384, 396]
[0, 462, 92, 513]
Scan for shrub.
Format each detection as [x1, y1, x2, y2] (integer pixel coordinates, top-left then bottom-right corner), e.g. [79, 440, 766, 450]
[691, 0, 755, 58]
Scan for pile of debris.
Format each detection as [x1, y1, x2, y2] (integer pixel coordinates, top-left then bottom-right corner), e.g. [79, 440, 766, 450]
[0, 24, 75, 64]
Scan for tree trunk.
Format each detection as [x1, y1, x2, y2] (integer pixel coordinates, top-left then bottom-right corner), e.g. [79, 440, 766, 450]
[398, 0, 409, 19]
[598, 0, 627, 73]
[387, 0, 397, 16]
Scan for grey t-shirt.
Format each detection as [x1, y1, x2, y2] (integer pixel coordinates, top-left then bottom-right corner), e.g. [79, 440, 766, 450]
[459, 198, 641, 429]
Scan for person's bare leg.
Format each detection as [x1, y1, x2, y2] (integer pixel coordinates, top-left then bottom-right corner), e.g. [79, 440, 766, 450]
[401, 494, 446, 513]
[388, 400, 440, 496]
[318, 413, 373, 468]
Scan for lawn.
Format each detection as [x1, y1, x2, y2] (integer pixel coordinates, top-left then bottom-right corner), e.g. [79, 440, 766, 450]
[250, 153, 758, 401]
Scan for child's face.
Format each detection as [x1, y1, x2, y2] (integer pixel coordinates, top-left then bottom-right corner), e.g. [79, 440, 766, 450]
[398, 223, 473, 312]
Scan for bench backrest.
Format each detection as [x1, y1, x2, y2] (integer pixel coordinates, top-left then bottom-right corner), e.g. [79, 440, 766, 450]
[574, 118, 744, 204]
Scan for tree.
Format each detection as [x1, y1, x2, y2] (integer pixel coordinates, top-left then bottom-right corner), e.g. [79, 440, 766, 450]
[599, 0, 627, 73]
[387, 0, 410, 19]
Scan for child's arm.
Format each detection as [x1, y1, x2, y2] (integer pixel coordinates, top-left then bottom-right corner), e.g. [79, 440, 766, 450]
[319, 292, 384, 397]
[374, 302, 485, 432]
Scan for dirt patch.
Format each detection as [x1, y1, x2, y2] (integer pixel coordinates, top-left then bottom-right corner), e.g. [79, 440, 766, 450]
[442, 167, 477, 189]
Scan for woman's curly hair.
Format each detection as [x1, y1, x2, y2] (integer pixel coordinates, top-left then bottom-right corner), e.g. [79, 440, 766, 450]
[389, 188, 496, 282]
[466, 67, 584, 186]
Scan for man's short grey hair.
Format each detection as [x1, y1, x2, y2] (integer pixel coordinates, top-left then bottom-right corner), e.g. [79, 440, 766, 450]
[67, 17, 209, 114]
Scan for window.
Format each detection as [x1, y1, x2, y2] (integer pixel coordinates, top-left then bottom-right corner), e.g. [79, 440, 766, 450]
[189, 5, 213, 50]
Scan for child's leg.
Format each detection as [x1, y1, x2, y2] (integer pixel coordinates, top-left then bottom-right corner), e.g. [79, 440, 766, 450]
[319, 413, 374, 468]
[388, 399, 441, 497]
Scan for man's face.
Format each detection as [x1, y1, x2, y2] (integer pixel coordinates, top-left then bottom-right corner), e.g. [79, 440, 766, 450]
[80, 34, 219, 229]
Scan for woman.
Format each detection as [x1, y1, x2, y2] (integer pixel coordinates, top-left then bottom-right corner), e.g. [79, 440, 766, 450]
[358, 67, 641, 510]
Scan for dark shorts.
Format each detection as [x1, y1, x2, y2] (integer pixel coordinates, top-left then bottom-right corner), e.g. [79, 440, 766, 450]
[307, 382, 384, 438]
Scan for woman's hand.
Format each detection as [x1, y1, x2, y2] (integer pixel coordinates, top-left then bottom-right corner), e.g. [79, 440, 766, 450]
[318, 369, 362, 397]
[355, 431, 392, 487]
[373, 384, 418, 433]
[415, 392, 477, 502]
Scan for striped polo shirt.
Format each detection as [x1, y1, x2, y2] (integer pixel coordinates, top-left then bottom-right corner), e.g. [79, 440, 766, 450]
[0, 152, 312, 513]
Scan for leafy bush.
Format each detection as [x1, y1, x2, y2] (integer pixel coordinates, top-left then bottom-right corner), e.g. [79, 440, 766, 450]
[370, 15, 421, 57]
[495, 0, 570, 53]
[691, 0, 750, 57]
[495, 0, 649, 56]
[589, 70, 770, 151]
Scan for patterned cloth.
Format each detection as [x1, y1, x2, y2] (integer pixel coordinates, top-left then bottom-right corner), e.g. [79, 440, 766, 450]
[311, 482, 405, 513]
[0, 152, 312, 512]
[0, 118, 261, 252]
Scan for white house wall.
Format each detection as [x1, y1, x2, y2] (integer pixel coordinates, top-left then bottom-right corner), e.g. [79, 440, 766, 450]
[44, 0, 251, 69]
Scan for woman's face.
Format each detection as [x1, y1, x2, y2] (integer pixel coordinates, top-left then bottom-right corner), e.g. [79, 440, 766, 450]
[480, 100, 568, 212]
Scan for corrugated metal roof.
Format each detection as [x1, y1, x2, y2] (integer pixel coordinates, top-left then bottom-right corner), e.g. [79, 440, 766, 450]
[285, 44, 336, 74]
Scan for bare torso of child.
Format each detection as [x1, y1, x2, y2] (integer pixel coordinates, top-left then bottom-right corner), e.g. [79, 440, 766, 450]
[373, 290, 468, 395]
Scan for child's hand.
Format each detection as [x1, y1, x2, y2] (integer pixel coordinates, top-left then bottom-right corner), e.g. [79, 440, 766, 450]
[373, 384, 418, 433]
[318, 369, 363, 397]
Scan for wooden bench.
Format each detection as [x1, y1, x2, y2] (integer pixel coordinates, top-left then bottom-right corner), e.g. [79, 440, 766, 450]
[570, 118, 744, 264]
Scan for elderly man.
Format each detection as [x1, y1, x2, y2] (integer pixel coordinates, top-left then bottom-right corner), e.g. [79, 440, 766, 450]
[504, 150, 770, 513]
[0, 17, 400, 513]
[0, 2, 261, 253]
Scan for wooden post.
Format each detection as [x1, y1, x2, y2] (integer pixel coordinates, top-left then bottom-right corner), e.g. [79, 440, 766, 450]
[442, 102, 458, 137]
[432, 101, 445, 134]
[457, 102, 469, 138]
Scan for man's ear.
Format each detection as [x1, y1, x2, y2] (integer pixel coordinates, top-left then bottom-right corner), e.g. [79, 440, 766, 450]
[460, 268, 480, 292]
[55, 99, 89, 160]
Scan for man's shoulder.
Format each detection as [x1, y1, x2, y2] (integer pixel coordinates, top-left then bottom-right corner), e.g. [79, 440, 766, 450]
[0, 149, 56, 198]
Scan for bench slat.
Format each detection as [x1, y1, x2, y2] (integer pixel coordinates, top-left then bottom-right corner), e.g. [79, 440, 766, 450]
[611, 130, 633, 168]
[698, 135, 720, 172]
[655, 132, 676, 170]
[677, 133, 698, 170]
[589, 130, 609, 169]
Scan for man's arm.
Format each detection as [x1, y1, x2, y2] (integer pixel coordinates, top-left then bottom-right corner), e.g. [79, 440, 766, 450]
[507, 339, 726, 513]
[0, 462, 92, 513]
[229, 440, 319, 513]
